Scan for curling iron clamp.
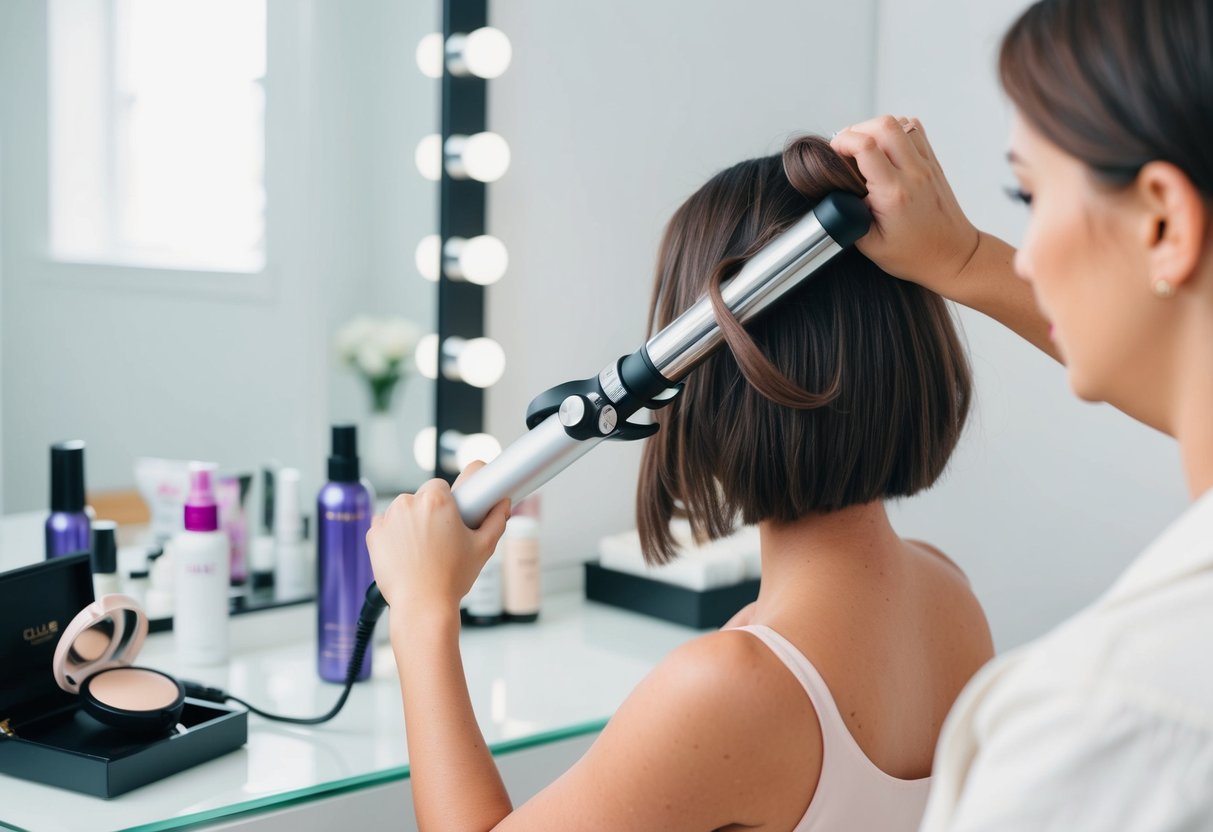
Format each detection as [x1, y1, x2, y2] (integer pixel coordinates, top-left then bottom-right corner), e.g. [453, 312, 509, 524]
[362, 191, 872, 615]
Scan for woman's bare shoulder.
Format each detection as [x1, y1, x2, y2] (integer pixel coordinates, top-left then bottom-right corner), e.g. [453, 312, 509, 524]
[906, 538, 995, 664]
[542, 627, 821, 831]
[652, 627, 808, 713]
[907, 538, 969, 581]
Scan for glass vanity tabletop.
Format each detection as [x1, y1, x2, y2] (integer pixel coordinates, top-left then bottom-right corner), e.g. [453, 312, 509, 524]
[0, 592, 699, 831]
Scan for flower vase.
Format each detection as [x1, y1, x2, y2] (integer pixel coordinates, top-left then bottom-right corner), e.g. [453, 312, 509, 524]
[363, 412, 403, 491]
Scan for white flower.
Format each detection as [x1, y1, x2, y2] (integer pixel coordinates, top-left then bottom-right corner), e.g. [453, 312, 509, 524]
[335, 316, 378, 362]
[378, 318, 421, 362]
[356, 343, 390, 378]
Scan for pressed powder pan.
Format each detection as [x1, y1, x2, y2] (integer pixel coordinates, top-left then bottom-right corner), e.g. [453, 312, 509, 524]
[53, 594, 185, 737]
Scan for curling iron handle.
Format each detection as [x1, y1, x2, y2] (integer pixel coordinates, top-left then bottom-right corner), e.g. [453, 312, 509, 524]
[361, 581, 389, 618]
[363, 414, 600, 610]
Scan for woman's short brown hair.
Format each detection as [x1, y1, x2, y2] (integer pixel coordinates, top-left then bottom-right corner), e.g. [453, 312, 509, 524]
[636, 136, 973, 564]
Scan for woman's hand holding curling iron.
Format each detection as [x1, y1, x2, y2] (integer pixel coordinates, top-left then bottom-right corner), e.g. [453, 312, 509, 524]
[366, 461, 511, 617]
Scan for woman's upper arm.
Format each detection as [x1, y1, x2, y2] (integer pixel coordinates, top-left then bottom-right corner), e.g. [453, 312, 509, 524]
[493, 631, 815, 832]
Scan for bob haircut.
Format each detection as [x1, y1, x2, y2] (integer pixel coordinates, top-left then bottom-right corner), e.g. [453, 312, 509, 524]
[637, 135, 973, 564]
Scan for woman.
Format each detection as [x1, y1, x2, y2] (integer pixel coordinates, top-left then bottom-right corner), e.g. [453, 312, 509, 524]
[367, 135, 992, 831]
[830, 0, 1213, 827]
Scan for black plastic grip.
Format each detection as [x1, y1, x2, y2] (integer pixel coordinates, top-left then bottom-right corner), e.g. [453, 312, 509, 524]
[619, 348, 672, 407]
[812, 192, 871, 249]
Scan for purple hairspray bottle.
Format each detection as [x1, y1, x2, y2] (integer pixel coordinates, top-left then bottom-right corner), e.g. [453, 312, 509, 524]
[317, 425, 375, 682]
[45, 441, 91, 559]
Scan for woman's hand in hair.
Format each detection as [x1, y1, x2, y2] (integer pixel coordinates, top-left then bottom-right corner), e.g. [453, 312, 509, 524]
[832, 115, 981, 298]
[366, 461, 511, 615]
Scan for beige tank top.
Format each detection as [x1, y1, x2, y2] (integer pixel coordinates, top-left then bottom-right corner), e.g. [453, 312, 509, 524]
[733, 624, 932, 831]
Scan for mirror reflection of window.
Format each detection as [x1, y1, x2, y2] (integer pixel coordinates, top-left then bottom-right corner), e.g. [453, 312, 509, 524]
[48, 0, 266, 273]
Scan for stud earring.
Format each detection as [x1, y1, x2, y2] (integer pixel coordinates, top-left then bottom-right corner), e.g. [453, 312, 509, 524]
[1153, 279, 1175, 299]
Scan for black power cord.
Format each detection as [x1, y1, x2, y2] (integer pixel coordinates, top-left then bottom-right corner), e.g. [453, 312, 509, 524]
[183, 584, 389, 725]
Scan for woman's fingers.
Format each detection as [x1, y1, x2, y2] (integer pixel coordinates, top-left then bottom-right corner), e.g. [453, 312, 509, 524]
[901, 116, 939, 166]
[475, 497, 512, 558]
[845, 114, 925, 171]
[827, 114, 978, 291]
[452, 460, 486, 490]
[831, 126, 898, 188]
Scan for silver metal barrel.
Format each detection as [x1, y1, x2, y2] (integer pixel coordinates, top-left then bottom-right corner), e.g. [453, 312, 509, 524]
[645, 210, 840, 381]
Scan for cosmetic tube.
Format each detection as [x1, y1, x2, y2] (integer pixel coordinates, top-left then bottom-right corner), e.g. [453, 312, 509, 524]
[274, 468, 311, 601]
[249, 465, 277, 591]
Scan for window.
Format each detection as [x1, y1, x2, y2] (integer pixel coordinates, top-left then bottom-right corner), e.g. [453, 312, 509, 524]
[49, 0, 266, 273]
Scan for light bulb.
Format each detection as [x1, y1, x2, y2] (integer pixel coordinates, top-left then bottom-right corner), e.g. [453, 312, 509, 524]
[443, 235, 508, 285]
[413, 427, 437, 471]
[439, 430, 502, 472]
[447, 27, 512, 79]
[415, 334, 439, 379]
[456, 337, 506, 388]
[415, 134, 442, 181]
[455, 432, 502, 471]
[415, 235, 440, 282]
[444, 132, 510, 183]
[415, 33, 444, 79]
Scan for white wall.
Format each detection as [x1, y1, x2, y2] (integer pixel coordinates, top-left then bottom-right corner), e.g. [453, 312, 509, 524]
[872, 0, 1188, 647]
[0, 0, 437, 515]
[486, 0, 1188, 650]
[486, 0, 880, 586]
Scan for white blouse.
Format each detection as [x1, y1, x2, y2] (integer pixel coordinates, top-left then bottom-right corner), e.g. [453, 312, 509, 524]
[921, 487, 1213, 831]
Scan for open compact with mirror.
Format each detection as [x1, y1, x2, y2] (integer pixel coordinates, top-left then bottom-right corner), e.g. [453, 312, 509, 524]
[0, 554, 246, 798]
[53, 593, 186, 737]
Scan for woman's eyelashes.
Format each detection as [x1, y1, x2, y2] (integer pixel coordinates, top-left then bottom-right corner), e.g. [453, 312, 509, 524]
[1003, 185, 1033, 207]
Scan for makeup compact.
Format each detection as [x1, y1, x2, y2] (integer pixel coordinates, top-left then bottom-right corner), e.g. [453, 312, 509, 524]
[0, 555, 246, 797]
[53, 594, 185, 737]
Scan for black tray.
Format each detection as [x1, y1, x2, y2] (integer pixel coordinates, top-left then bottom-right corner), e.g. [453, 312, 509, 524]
[584, 561, 759, 629]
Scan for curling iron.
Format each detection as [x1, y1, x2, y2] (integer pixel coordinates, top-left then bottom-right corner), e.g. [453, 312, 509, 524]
[367, 190, 870, 611]
[180, 191, 870, 725]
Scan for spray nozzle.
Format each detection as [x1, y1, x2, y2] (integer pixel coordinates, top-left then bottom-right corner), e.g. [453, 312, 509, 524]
[328, 425, 361, 482]
[184, 461, 220, 532]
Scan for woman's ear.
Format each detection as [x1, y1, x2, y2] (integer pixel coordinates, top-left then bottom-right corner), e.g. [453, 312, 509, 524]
[1135, 161, 1209, 291]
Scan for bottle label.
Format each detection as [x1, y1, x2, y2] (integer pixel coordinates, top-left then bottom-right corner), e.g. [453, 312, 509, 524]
[503, 539, 541, 615]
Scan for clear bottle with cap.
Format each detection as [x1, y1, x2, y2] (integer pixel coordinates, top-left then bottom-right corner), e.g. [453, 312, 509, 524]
[273, 468, 311, 600]
[90, 520, 121, 599]
[171, 462, 231, 665]
[249, 465, 277, 593]
[45, 440, 91, 559]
